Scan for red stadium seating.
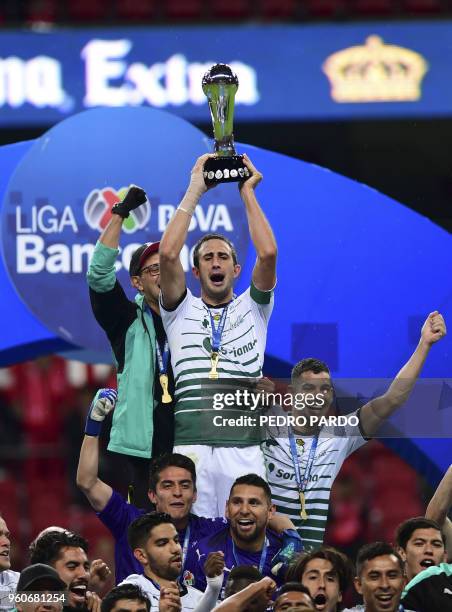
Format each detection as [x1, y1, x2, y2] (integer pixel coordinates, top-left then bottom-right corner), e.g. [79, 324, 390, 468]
[352, 0, 395, 15]
[259, 0, 296, 19]
[165, 0, 205, 20]
[402, 0, 444, 13]
[304, 0, 345, 17]
[211, 0, 253, 19]
[116, 0, 158, 21]
[67, 0, 110, 22]
[26, 0, 58, 23]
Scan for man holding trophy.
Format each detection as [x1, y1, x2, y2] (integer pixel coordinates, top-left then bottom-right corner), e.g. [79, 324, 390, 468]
[159, 64, 278, 518]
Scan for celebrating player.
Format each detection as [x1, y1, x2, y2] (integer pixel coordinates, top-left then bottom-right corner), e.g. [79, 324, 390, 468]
[159, 153, 277, 517]
[264, 311, 447, 549]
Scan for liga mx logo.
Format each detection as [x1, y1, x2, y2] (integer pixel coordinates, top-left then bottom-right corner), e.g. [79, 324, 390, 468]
[84, 186, 151, 234]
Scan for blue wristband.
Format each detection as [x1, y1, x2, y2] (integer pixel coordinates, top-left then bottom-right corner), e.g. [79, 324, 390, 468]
[85, 417, 102, 437]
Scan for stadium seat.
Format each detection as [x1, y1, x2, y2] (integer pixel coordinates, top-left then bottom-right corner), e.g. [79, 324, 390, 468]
[402, 0, 443, 13]
[67, 0, 110, 22]
[304, 0, 345, 17]
[165, 0, 204, 20]
[116, 0, 158, 21]
[352, 0, 395, 14]
[211, 0, 253, 19]
[26, 0, 58, 23]
[259, 0, 296, 19]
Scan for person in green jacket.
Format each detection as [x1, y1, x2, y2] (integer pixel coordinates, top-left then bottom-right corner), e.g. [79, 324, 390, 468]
[86, 186, 174, 506]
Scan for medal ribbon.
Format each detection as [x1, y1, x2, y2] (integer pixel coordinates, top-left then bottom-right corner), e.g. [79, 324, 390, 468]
[288, 427, 318, 520]
[145, 305, 170, 375]
[232, 537, 268, 574]
[209, 305, 229, 353]
[155, 337, 170, 375]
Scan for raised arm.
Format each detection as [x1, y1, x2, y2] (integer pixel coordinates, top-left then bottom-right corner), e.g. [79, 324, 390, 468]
[159, 154, 212, 309]
[76, 389, 117, 512]
[426, 465, 452, 561]
[360, 311, 447, 437]
[100, 186, 148, 249]
[239, 154, 277, 291]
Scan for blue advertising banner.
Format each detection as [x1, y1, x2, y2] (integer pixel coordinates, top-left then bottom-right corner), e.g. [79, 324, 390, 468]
[0, 106, 451, 482]
[0, 21, 452, 125]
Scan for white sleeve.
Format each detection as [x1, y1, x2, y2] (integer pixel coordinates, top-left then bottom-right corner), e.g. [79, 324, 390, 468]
[192, 575, 223, 612]
[342, 409, 368, 456]
[159, 288, 192, 333]
[248, 282, 275, 325]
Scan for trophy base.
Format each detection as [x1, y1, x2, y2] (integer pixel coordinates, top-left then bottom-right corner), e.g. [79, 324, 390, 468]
[203, 155, 250, 186]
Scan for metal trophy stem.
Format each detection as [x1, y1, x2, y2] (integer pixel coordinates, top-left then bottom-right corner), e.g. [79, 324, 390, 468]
[202, 63, 250, 186]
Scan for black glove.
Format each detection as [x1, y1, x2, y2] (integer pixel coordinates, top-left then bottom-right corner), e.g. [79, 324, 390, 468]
[112, 185, 147, 219]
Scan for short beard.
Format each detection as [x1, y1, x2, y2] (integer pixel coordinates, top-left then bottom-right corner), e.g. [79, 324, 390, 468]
[230, 523, 261, 545]
[202, 282, 232, 305]
[146, 554, 180, 581]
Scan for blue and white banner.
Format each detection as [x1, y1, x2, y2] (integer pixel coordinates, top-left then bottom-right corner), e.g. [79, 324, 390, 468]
[1, 21, 452, 125]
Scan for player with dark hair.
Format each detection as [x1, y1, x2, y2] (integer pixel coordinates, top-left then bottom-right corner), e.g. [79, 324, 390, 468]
[286, 546, 353, 612]
[86, 185, 175, 506]
[186, 475, 287, 592]
[28, 528, 110, 595]
[77, 392, 228, 584]
[159, 153, 277, 517]
[0, 515, 19, 612]
[223, 566, 263, 600]
[273, 583, 315, 611]
[29, 530, 101, 612]
[343, 542, 410, 612]
[120, 512, 223, 611]
[395, 517, 446, 582]
[100, 584, 150, 612]
[264, 312, 447, 550]
[212, 576, 277, 612]
[78, 395, 301, 585]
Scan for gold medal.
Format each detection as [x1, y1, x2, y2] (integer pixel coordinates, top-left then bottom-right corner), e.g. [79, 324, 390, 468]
[299, 491, 308, 521]
[159, 373, 172, 403]
[209, 352, 219, 379]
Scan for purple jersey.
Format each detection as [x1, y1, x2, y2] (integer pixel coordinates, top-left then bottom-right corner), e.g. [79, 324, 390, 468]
[185, 526, 283, 593]
[97, 490, 227, 583]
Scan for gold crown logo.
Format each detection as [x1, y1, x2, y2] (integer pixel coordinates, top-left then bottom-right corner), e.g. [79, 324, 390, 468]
[322, 35, 428, 103]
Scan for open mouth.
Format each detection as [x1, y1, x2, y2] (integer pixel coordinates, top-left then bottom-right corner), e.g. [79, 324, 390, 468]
[314, 594, 327, 610]
[420, 558, 435, 569]
[70, 584, 87, 602]
[375, 593, 394, 607]
[169, 502, 185, 508]
[0, 551, 9, 557]
[210, 273, 225, 286]
[237, 519, 255, 532]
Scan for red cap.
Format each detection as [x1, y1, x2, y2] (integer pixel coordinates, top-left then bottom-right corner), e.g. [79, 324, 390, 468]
[129, 241, 160, 276]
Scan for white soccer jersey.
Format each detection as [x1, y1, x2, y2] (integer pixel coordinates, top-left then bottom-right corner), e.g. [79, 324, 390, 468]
[160, 285, 274, 446]
[120, 574, 203, 611]
[262, 410, 366, 550]
[0, 570, 19, 612]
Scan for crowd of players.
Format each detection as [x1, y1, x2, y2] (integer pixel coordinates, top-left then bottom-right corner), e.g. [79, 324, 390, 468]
[1, 460, 452, 611]
[1, 154, 451, 611]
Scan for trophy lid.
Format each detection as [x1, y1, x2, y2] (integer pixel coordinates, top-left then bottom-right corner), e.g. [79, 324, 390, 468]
[202, 64, 239, 89]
